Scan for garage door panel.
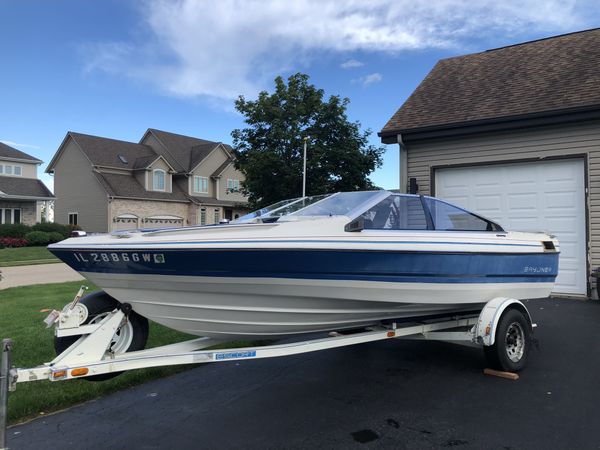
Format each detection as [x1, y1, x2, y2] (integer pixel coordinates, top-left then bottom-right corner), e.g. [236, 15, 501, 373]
[436, 159, 586, 295]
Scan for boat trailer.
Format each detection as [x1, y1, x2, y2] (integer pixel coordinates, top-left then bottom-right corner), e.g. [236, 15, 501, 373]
[0, 292, 533, 449]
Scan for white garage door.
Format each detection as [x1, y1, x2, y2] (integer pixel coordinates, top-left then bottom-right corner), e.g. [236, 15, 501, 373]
[435, 159, 586, 295]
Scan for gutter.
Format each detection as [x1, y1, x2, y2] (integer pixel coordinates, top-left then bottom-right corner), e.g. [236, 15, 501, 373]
[379, 104, 600, 144]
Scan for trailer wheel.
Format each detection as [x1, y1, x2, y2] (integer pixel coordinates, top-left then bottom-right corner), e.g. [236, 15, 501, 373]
[54, 291, 149, 381]
[483, 308, 531, 372]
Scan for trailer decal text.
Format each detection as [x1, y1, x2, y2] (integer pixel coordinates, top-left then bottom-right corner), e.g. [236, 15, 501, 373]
[214, 350, 257, 361]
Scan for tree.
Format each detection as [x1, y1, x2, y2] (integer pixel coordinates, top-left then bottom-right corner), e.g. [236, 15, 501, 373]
[231, 73, 384, 208]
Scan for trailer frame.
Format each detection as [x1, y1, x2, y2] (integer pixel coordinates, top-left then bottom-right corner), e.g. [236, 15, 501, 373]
[0, 294, 533, 449]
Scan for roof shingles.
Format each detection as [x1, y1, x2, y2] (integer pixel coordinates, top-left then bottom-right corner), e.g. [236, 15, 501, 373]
[380, 28, 600, 136]
[0, 177, 54, 199]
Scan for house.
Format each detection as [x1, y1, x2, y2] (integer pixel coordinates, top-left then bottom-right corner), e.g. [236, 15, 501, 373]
[379, 28, 600, 298]
[46, 129, 248, 232]
[0, 142, 54, 225]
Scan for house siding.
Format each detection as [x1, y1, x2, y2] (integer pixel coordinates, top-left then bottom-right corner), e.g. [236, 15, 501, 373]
[53, 139, 108, 232]
[0, 161, 38, 179]
[189, 146, 229, 198]
[218, 164, 247, 203]
[404, 118, 600, 292]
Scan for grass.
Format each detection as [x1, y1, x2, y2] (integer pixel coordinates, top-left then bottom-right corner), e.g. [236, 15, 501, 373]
[0, 246, 59, 267]
[1, 281, 201, 425]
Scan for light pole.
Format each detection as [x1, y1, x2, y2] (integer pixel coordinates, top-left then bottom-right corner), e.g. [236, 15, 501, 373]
[302, 136, 309, 197]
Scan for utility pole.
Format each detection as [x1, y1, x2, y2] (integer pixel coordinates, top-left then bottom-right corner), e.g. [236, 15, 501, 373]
[302, 136, 309, 197]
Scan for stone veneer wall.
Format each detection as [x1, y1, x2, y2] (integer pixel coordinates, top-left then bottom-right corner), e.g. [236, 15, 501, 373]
[0, 200, 37, 225]
[109, 199, 191, 231]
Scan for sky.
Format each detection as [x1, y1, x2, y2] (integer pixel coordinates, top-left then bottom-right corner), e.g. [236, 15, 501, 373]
[1, 0, 599, 193]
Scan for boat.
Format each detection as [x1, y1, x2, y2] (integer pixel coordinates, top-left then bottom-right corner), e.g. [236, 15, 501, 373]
[48, 190, 559, 339]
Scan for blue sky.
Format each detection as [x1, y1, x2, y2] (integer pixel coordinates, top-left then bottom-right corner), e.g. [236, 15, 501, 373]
[1, 0, 598, 192]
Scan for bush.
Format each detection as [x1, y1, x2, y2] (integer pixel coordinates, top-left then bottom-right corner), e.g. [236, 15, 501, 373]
[32, 222, 73, 238]
[24, 231, 52, 246]
[47, 232, 65, 243]
[0, 237, 29, 248]
[0, 224, 31, 238]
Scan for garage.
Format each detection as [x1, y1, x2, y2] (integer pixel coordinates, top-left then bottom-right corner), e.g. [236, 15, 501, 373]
[434, 159, 586, 295]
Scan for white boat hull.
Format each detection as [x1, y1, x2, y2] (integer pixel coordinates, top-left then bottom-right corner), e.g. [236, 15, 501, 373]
[83, 272, 554, 338]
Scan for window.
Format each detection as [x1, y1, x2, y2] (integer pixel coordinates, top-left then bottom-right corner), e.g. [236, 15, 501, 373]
[200, 208, 207, 226]
[423, 197, 502, 231]
[359, 195, 428, 230]
[0, 164, 22, 176]
[68, 212, 78, 226]
[227, 179, 240, 192]
[153, 169, 165, 191]
[0, 208, 21, 224]
[214, 208, 220, 224]
[193, 176, 209, 193]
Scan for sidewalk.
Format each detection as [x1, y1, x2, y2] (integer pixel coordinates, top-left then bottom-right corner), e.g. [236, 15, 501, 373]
[0, 263, 84, 289]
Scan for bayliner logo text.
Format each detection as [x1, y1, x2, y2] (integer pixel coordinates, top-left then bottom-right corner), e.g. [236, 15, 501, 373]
[72, 252, 166, 264]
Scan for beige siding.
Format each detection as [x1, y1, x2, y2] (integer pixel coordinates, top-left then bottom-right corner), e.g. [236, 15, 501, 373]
[148, 159, 172, 192]
[0, 161, 38, 179]
[218, 164, 248, 203]
[189, 146, 229, 198]
[53, 139, 109, 232]
[405, 119, 600, 291]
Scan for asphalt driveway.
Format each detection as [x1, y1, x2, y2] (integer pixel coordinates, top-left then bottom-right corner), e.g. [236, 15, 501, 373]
[7, 297, 600, 449]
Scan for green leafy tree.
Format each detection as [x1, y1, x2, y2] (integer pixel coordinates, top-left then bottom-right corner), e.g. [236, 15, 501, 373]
[231, 73, 384, 208]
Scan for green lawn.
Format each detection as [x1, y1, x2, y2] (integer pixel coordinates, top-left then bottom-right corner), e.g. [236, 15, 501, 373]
[1, 281, 198, 424]
[0, 246, 59, 267]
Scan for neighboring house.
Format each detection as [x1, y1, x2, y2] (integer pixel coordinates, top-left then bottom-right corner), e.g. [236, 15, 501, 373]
[379, 28, 600, 298]
[46, 129, 248, 232]
[0, 142, 54, 225]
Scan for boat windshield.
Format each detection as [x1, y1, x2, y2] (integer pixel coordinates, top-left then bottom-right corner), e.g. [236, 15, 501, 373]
[232, 194, 333, 223]
[232, 191, 386, 223]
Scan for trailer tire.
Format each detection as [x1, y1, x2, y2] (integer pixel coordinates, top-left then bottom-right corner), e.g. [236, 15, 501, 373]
[54, 291, 149, 381]
[483, 308, 531, 372]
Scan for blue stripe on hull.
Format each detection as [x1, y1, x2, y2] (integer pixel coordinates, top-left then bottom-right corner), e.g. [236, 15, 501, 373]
[49, 248, 559, 284]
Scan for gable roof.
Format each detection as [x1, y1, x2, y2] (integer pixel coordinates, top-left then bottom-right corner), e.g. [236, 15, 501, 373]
[65, 132, 157, 169]
[146, 129, 221, 172]
[93, 171, 189, 202]
[0, 177, 54, 199]
[380, 28, 600, 139]
[0, 142, 42, 163]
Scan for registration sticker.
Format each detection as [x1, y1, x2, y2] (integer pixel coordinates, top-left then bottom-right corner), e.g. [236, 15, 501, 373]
[214, 350, 257, 361]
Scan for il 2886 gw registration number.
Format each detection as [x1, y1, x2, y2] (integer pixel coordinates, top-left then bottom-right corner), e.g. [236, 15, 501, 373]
[72, 252, 166, 264]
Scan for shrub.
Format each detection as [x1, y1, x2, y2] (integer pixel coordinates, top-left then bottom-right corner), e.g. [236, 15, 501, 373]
[47, 232, 65, 243]
[0, 237, 29, 248]
[24, 231, 52, 246]
[0, 224, 31, 238]
[32, 222, 73, 238]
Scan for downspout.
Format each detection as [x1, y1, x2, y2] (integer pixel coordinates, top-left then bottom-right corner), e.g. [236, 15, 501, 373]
[398, 133, 408, 194]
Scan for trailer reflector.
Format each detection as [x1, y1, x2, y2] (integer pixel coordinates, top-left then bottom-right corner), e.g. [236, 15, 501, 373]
[71, 368, 89, 377]
[51, 370, 67, 380]
[387, 331, 395, 337]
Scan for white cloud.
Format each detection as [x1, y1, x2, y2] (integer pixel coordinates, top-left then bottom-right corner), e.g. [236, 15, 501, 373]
[341, 59, 364, 69]
[0, 140, 40, 150]
[361, 73, 383, 86]
[84, 0, 591, 101]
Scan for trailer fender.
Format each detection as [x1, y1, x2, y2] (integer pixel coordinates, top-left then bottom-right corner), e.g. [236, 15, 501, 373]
[476, 297, 532, 346]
